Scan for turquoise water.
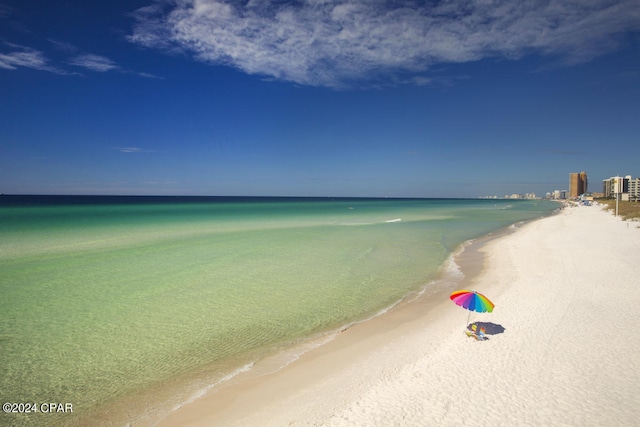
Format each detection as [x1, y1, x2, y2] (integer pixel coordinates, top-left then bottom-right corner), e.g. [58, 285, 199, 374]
[0, 196, 557, 426]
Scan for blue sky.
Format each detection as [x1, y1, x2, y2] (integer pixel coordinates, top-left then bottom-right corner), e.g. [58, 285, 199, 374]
[2, 0, 639, 198]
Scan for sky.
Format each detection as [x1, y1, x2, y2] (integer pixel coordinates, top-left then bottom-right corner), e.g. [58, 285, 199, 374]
[1, 0, 639, 198]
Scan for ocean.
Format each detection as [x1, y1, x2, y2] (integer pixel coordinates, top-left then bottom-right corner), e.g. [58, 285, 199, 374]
[0, 196, 557, 426]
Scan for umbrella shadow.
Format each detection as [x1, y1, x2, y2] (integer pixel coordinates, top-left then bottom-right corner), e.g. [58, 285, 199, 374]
[468, 322, 506, 336]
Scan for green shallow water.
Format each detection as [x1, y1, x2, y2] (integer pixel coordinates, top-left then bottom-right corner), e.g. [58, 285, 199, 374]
[0, 197, 557, 426]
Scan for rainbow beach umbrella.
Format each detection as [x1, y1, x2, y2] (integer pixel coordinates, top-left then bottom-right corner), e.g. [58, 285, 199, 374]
[450, 290, 494, 326]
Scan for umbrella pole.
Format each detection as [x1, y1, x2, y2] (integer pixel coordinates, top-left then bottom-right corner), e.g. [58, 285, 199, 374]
[466, 310, 471, 328]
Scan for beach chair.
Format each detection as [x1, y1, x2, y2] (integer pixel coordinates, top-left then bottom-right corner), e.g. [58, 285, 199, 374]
[477, 327, 486, 340]
[465, 325, 487, 341]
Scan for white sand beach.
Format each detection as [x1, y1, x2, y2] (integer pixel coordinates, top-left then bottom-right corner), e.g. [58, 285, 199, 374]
[158, 205, 640, 426]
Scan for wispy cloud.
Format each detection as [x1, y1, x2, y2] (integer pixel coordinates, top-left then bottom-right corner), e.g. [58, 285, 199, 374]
[0, 42, 123, 76]
[129, 0, 640, 87]
[113, 147, 158, 153]
[136, 71, 164, 79]
[0, 41, 161, 78]
[1, 6, 157, 78]
[0, 43, 68, 73]
[69, 53, 121, 72]
[0, 47, 46, 70]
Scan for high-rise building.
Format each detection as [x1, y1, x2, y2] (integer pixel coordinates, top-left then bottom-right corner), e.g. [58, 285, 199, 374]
[569, 171, 588, 198]
[603, 176, 628, 197]
[628, 177, 640, 202]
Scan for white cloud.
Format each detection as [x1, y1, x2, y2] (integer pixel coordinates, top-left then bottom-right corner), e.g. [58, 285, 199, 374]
[0, 49, 43, 70]
[0, 44, 67, 73]
[0, 43, 157, 77]
[137, 71, 164, 79]
[0, 41, 116, 75]
[113, 147, 158, 153]
[0, 4, 155, 79]
[69, 53, 120, 72]
[129, 0, 640, 87]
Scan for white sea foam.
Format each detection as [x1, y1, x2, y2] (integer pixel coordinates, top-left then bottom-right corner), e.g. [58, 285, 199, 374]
[446, 244, 467, 281]
[164, 362, 257, 416]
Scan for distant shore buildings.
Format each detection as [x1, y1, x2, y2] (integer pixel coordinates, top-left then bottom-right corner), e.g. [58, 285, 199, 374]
[480, 171, 640, 202]
[547, 190, 567, 200]
[482, 170, 639, 202]
[544, 171, 589, 201]
[569, 172, 588, 198]
[549, 172, 639, 202]
[479, 193, 539, 200]
[602, 175, 640, 202]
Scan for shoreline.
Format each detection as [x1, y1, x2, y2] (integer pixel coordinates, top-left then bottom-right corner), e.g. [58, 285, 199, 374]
[54, 202, 555, 427]
[156, 204, 640, 426]
[153, 213, 546, 426]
